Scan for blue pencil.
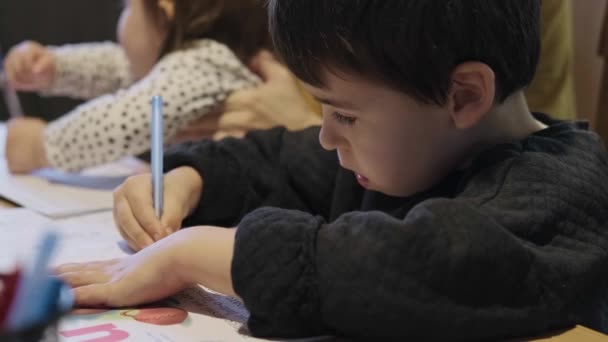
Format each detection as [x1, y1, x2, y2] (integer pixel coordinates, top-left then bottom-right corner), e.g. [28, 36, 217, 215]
[151, 95, 164, 219]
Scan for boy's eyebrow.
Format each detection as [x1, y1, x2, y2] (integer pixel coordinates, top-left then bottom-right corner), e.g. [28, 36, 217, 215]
[313, 96, 357, 110]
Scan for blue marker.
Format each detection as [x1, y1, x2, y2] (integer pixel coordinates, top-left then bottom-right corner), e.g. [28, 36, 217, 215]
[151, 96, 164, 219]
[7, 231, 59, 329]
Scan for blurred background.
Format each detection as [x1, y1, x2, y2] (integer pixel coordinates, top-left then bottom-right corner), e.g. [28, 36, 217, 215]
[0, 0, 120, 121]
[1, 0, 608, 130]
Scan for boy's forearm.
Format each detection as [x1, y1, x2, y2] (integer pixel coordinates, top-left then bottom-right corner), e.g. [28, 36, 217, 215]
[172, 226, 237, 297]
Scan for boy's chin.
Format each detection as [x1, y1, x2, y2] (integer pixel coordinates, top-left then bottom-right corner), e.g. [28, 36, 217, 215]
[375, 183, 421, 198]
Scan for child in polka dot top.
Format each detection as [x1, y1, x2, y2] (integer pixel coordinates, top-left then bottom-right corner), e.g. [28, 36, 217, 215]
[3, 0, 269, 173]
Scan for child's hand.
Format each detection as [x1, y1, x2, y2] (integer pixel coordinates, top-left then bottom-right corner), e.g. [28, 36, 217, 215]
[5, 117, 50, 173]
[56, 226, 236, 307]
[219, 50, 321, 131]
[56, 234, 187, 307]
[170, 50, 321, 144]
[113, 167, 204, 251]
[3, 41, 56, 92]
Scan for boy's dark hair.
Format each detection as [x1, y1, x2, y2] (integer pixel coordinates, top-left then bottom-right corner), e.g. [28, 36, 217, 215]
[269, 0, 541, 105]
[144, 0, 270, 63]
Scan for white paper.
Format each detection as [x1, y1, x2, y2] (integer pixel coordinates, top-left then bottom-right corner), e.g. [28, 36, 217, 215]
[58, 286, 268, 342]
[0, 160, 115, 218]
[0, 209, 124, 272]
[0, 209, 279, 341]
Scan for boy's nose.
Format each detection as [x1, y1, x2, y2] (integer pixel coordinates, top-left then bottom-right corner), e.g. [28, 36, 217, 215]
[319, 116, 343, 151]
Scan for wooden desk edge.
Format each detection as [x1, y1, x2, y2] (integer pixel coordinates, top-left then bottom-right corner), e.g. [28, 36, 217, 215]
[522, 325, 607, 341]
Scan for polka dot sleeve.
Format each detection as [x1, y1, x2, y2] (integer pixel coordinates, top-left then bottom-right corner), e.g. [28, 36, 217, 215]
[43, 42, 132, 99]
[44, 39, 260, 172]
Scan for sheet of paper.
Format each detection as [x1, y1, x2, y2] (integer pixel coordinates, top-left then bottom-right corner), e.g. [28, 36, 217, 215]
[0, 160, 115, 218]
[0, 209, 125, 272]
[0, 209, 335, 341]
[58, 286, 269, 342]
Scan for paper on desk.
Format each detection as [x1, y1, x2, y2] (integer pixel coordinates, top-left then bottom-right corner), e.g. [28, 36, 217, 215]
[0, 209, 126, 272]
[0, 159, 114, 218]
[0, 208, 325, 342]
[0, 155, 150, 217]
[58, 286, 270, 342]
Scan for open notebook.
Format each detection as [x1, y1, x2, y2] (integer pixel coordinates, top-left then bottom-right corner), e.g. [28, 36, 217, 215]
[0, 208, 334, 341]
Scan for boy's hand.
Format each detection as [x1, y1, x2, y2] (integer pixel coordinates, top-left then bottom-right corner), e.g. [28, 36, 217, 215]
[113, 167, 204, 251]
[56, 234, 186, 307]
[3, 41, 56, 92]
[5, 117, 50, 173]
[56, 226, 236, 307]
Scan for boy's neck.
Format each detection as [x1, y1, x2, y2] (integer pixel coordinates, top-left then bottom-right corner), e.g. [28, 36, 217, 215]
[455, 92, 547, 170]
[476, 92, 547, 146]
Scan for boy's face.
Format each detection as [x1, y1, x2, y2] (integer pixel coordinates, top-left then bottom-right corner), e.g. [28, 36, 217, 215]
[304, 71, 465, 197]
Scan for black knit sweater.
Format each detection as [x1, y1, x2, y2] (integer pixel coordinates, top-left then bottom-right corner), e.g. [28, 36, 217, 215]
[164, 114, 608, 341]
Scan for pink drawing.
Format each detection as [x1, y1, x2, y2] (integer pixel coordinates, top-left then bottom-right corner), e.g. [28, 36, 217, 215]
[60, 323, 129, 342]
[69, 306, 189, 326]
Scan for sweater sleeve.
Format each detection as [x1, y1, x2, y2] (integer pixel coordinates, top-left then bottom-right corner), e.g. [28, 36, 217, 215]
[44, 40, 259, 172]
[164, 127, 340, 228]
[43, 42, 132, 99]
[231, 196, 607, 341]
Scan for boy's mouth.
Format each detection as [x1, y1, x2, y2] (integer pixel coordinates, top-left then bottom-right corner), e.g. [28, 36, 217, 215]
[356, 174, 370, 188]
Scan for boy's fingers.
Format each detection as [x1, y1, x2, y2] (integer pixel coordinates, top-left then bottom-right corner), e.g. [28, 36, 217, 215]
[61, 271, 109, 288]
[160, 199, 187, 235]
[55, 260, 118, 274]
[73, 285, 110, 307]
[114, 197, 155, 249]
[118, 175, 164, 240]
[112, 194, 139, 250]
[126, 189, 165, 241]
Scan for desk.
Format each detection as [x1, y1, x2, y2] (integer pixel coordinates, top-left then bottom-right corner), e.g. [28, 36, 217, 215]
[0, 200, 606, 341]
[525, 325, 607, 341]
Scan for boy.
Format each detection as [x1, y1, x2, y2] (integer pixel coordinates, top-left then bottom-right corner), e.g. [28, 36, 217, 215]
[57, 0, 608, 340]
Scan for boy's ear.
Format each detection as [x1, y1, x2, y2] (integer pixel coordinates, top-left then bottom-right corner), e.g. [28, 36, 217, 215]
[158, 0, 175, 21]
[447, 62, 496, 129]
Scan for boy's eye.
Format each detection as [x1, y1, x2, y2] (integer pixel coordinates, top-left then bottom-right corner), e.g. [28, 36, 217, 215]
[331, 112, 357, 126]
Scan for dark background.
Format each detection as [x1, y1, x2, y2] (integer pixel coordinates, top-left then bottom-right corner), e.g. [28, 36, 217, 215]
[0, 1, 121, 121]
